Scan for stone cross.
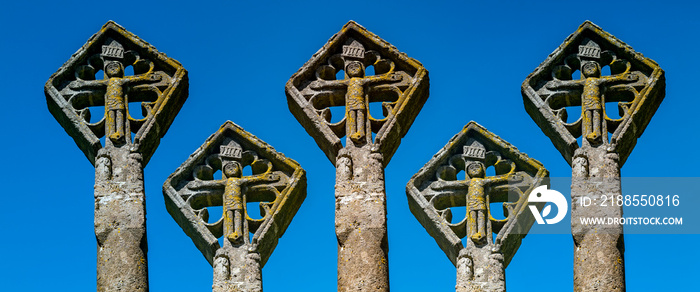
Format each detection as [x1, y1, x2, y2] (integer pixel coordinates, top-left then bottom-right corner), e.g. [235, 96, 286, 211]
[522, 21, 665, 292]
[286, 21, 429, 291]
[163, 121, 306, 292]
[45, 21, 188, 292]
[407, 122, 548, 292]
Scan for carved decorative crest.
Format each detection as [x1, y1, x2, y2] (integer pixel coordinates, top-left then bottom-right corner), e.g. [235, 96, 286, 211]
[163, 121, 306, 266]
[522, 21, 664, 165]
[45, 21, 188, 165]
[286, 21, 429, 166]
[406, 122, 548, 267]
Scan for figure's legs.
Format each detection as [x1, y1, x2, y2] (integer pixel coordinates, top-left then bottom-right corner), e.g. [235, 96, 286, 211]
[468, 210, 477, 240]
[470, 211, 485, 242]
[585, 109, 600, 142]
[110, 110, 124, 142]
[350, 109, 365, 143]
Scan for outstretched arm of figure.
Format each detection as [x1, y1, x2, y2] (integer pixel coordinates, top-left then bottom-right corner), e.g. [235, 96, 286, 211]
[68, 79, 108, 90]
[483, 171, 519, 185]
[186, 179, 227, 190]
[310, 79, 349, 91]
[239, 172, 283, 187]
[545, 79, 584, 91]
[430, 179, 472, 191]
[363, 72, 403, 85]
[598, 72, 640, 85]
[121, 71, 166, 85]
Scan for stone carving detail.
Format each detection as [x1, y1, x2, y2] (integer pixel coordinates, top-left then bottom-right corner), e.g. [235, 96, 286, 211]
[407, 122, 548, 268]
[164, 121, 306, 267]
[286, 21, 429, 165]
[45, 21, 188, 165]
[522, 21, 664, 165]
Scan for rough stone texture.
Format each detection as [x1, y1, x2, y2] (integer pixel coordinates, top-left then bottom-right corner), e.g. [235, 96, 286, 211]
[45, 21, 188, 292]
[522, 21, 664, 292]
[286, 21, 429, 292]
[407, 122, 548, 292]
[164, 121, 306, 291]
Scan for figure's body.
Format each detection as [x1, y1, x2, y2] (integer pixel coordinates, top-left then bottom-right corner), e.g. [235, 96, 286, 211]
[188, 161, 279, 244]
[433, 162, 512, 243]
[311, 60, 401, 144]
[546, 61, 639, 143]
[69, 60, 163, 143]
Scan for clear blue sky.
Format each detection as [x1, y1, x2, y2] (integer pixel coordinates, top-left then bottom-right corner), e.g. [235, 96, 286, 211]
[2, 1, 698, 291]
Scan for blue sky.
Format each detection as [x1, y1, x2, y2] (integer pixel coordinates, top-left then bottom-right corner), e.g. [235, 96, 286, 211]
[2, 1, 698, 290]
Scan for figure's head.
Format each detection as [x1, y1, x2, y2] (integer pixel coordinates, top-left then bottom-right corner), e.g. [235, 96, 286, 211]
[467, 162, 485, 179]
[581, 61, 600, 78]
[345, 61, 365, 78]
[105, 61, 124, 78]
[223, 161, 242, 178]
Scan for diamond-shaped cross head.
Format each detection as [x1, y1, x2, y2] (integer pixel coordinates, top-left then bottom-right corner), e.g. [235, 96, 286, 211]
[406, 122, 548, 267]
[163, 121, 306, 266]
[286, 20, 429, 166]
[45, 21, 188, 165]
[522, 21, 664, 166]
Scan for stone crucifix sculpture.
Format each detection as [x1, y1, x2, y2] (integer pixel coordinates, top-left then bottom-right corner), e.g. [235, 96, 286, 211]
[286, 21, 429, 291]
[407, 122, 548, 292]
[522, 21, 665, 292]
[163, 121, 306, 292]
[45, 21, 188, 292]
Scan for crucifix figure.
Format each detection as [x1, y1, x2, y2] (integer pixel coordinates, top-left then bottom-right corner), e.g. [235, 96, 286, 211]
[545, 39, 640, 144]
[186, 141, 281, 245]
[309, 39, 402, 145]
[431, 142, 515, 244]
[67, 39, 166, 144]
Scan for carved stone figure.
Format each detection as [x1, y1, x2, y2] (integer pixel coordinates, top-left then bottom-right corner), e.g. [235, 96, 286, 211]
[45, 21, 188, 292]
[522, 21, 665, 292]
[286, 21, 429, 292]
[407, 122, 548, 292]
[164, 121, 306, 292]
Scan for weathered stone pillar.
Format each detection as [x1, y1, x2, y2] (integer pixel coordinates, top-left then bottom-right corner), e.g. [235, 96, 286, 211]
[522, 21, 665, 292]
[335, 147, 389, 290]
[45, 21, 188, 291]
[407, 122, 548, 292]
[163, 121, 306, 292]
[94, 148, 148, 291]
[286, 21, 429, 291]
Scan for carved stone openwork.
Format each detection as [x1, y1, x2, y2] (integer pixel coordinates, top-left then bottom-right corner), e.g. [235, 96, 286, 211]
[407, 122, 548, 267]
[45, 21, 188, 165]
[522, 21, 664, 166]
[163, 121, 306, 266]
[286, 21, 429, 165]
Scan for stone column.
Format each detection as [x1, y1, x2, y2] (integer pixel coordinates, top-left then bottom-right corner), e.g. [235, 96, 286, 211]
[286, 21, 429, 292]
[456, 247, 506, 292]
[45, 21, 189, 292]
[335, 147, 389, 291]
[521, 21, 665, 292]
[406, 122, 548, 292]
[94, 148, 148, 291]
[571, 148, 624, 292]
[212, 246, 263, 292]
